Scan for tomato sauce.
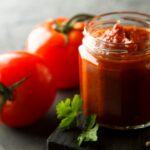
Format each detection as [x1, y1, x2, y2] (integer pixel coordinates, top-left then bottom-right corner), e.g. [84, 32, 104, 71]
[79, 21, 150, 128]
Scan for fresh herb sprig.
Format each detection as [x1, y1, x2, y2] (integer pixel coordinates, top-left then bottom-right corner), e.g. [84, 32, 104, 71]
[56, 94, 99, 146]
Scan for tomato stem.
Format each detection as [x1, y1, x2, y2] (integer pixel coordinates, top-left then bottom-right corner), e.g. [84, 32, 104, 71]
[0, 76, 29, 111]
[9, 76, 29, 90]
[0, 83, 12, 111]
[0, 96, 7, 111]
[54, 13, 95, 34]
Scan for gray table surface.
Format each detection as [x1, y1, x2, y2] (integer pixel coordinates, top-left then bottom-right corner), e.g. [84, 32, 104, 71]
[0, 0, 150, 149]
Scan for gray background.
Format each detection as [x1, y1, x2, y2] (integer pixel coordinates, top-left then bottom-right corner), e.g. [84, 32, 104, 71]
[0, 0, 150, 150]
[0, 0, 150, 52]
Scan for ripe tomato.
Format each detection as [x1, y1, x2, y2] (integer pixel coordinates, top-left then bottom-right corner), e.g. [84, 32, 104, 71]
[0, 51, 56, 127]
[26, 14, 93, 89]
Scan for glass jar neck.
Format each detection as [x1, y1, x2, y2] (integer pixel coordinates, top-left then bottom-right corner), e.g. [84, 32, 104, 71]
[83, 11, 150, 58]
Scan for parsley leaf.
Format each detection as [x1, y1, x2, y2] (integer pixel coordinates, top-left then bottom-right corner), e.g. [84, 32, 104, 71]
[56, 98, 71, 119]
[77, 115, 99, 146]
[56, 94, 99, 146]
[56, 94, 82, 129]
[58, 113, 76, 129]
[71, 94, 82, 112]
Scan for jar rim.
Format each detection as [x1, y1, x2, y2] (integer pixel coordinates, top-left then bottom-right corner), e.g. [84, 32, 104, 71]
[85, 11, 150, 46]
[96, 11, 150, 18]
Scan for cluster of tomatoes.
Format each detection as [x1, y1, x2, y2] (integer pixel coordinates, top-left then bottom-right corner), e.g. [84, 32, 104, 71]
[0, 14, 93, 127]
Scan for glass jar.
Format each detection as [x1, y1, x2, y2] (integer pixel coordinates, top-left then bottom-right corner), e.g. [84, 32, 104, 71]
[79, 11, 150, 130]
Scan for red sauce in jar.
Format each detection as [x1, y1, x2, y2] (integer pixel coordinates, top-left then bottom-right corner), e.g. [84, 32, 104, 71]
[79, 21, 150, 128]
[92, 22, 150, 53]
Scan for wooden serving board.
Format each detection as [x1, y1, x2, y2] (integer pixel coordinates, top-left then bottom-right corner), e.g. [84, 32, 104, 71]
[47, 126, 150, 150]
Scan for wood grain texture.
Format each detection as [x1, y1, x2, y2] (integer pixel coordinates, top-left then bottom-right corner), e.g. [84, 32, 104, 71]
[47, 127, 150, 150]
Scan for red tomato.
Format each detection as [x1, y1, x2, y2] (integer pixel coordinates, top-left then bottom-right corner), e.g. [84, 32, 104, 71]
[26, 14, 93, 89]
[0, 51, 56, 127]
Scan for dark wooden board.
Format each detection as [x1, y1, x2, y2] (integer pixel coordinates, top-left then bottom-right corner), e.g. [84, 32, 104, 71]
[47, 127, 150, 150]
